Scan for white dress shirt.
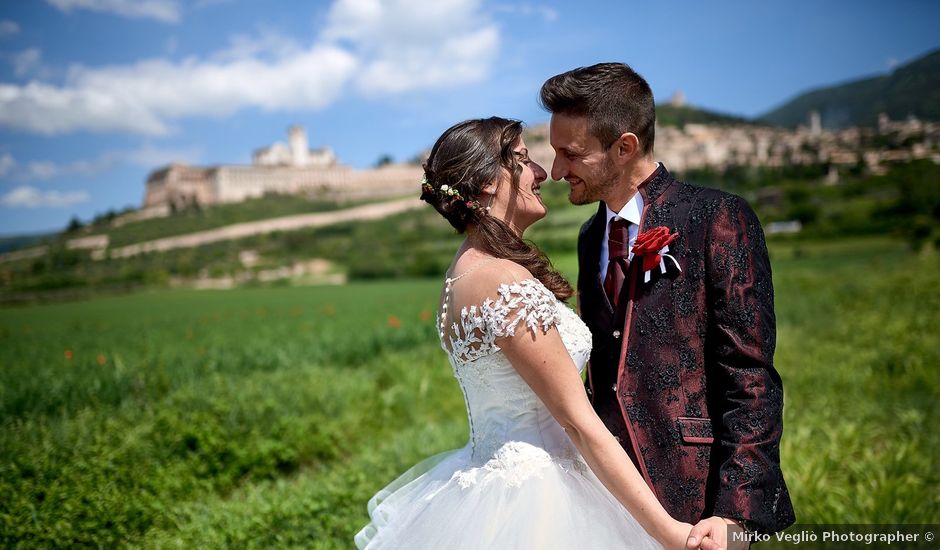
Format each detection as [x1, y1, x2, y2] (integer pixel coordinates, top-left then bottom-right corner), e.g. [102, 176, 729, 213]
[599, 191, 644, 279]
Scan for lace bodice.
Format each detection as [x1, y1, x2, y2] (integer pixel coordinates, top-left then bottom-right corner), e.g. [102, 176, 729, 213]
[436, 277, 593, 477]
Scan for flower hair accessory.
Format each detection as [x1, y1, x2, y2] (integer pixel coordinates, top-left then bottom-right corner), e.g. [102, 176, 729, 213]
[633, 226, 682, 283]
[421, 177, 488, 213]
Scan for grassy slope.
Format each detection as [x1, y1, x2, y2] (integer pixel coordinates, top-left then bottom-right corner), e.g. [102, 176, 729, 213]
[89, 194, 374, 248]
[1, 237, 937, 547]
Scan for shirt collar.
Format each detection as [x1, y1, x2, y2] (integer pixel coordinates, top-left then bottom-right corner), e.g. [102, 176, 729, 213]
[605, 192, 643, 227]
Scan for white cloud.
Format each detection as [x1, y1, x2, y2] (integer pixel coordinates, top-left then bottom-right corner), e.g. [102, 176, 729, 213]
[0, 44, 358, 135]
[13, 159, 103, 181]
[12, 49, 43, 77]
[0, 146, 202, 182]
[194, 0, 233, 7]
[324, 0, 500, 95]
[0, 20, 19, 36]
[540, 6, 559, 21]
[0, 0, 501, 136]
[211, 28, 303, 62]
[0, 81, 170, 134]
[45, 0, 181, 23]
[0, 153, 14, 176]
[494, 3, 558, 21]
[116, 144, 203, 167]
[26, 161, 61, 180]
[0, 185, 90, 208]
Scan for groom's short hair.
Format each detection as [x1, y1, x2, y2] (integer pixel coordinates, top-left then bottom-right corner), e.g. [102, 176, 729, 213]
[539, 63, 655, 155]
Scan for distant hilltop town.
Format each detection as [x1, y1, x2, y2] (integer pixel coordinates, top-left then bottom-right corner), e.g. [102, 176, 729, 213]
[139, 125, 422, 218]
[524, 104, 939, 183]
[653, 111, 939, 177]
[137, 108, 939, 224]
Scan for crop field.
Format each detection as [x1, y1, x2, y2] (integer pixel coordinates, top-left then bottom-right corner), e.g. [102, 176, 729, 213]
[0, 237, 937, 548]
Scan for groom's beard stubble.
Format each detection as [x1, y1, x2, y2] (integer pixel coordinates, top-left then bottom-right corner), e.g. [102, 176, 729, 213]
[568, 156, 619, 206]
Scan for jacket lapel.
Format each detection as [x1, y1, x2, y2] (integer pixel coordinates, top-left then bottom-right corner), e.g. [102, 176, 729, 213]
[620, 166, 678, 342]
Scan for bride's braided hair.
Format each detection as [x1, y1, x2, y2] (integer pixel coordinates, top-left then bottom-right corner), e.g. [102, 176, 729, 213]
[421, 117, 573, 301]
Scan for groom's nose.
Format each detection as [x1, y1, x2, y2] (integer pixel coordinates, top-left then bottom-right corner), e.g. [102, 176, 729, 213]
[551, 156, 567, 181]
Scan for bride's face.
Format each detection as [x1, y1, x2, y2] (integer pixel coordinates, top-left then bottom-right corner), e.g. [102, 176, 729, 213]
[486, 138, 548, 234]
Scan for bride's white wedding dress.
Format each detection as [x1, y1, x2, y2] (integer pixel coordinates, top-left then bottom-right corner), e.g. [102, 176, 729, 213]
[355, 276, 662, 549]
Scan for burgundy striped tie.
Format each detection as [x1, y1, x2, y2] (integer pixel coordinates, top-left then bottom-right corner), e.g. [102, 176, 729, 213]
[604, 217, 631, 309]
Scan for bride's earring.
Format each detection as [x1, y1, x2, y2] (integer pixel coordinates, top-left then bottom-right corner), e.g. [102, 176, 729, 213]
[485, 188, 497, 212]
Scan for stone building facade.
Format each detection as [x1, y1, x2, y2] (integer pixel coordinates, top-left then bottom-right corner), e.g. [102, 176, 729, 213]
[143, 126, 422, 212]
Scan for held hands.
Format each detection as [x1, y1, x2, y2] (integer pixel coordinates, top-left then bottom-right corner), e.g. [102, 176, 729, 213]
[685, 517, 749, 550]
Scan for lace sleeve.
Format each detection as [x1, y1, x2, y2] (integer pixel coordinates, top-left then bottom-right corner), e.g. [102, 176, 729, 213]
[484, 279, 561, 339]
[446, 278, 561, 365]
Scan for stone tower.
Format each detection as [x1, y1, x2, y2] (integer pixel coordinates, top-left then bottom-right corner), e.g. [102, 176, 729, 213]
[289, 125, 309, 166]
[809, 110, 822, 136]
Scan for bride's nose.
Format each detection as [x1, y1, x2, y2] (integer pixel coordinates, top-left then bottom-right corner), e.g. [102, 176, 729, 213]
[532, 162, 547, 183]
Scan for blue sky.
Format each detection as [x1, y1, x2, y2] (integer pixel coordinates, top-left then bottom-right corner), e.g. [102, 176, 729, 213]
[0, 0, 938, 236]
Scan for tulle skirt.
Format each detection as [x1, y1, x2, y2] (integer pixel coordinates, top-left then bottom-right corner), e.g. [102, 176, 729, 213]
[354, 441, 662, 549]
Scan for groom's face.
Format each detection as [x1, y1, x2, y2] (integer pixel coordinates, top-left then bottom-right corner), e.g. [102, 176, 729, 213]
[548, 114, 618, 205]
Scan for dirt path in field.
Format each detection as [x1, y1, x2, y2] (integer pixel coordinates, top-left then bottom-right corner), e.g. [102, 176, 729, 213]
[105, 197, 424, 260]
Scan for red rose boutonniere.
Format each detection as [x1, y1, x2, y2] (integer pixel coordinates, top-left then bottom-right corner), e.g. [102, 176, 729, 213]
[633, 226, 682, 283]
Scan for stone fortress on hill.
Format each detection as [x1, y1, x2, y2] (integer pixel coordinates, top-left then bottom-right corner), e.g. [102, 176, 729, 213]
[141, 125, 423, 215]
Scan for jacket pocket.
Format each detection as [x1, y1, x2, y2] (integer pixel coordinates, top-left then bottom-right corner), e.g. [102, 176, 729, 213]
[677, 416, 714, 445]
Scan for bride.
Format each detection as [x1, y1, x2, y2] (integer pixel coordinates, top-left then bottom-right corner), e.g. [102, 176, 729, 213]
[355, 117, 693, 549]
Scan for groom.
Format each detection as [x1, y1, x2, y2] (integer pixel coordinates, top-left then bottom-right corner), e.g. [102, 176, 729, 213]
[540, 63, 795, 548]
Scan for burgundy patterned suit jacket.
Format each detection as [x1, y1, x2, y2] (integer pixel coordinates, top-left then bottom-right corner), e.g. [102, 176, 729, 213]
[577, 165, 795, 534]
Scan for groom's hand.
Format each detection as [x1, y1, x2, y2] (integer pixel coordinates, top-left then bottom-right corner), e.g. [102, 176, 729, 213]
[686, 517, 748, 550]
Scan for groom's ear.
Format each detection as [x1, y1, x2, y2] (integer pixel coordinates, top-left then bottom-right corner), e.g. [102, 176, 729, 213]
[612, 132, 640, 165]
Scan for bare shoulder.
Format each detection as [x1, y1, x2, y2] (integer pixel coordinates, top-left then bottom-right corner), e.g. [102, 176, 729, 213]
[457, 257, 533, 284]
[450, 258, 539, 306]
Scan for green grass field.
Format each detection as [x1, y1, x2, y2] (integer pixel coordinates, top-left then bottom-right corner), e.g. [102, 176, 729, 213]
[88, 194, 371, 248]
[1, 237, 937, 548]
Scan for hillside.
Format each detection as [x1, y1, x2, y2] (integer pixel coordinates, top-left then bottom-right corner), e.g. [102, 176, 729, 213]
[86, 194, 371, 248]
[759, 48, 940, 128]
[3, 158, 939, 305]
[0, 233, 53, 254]
[655, 103, 754, 127]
